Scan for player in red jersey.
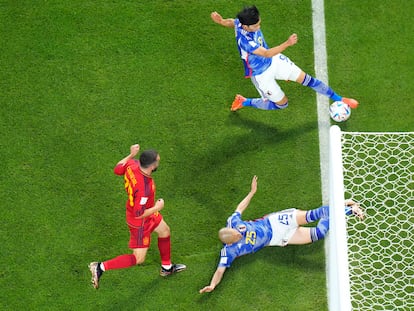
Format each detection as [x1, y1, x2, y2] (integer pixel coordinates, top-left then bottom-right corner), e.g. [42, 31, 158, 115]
[89, 144, 186, 289]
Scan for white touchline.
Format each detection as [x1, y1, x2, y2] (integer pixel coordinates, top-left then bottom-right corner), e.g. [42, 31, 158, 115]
[311, 0, 333, 308]
[312, 0, 331, 206]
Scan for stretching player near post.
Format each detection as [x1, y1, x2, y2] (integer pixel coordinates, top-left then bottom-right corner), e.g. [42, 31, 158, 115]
[211, 5, 359, 112]
[89, 144, 186, 289]
[199, 175, 363, 293]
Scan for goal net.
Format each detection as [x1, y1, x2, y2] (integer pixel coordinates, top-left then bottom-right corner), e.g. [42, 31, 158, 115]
[328, 125, 414, 311]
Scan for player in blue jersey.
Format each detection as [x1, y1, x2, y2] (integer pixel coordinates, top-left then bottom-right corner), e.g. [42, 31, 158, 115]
[210, 6, 359, 112]
[199, 176, 363, 293]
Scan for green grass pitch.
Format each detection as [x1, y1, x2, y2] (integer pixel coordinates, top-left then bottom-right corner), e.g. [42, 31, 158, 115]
[1, 0, 412, 310]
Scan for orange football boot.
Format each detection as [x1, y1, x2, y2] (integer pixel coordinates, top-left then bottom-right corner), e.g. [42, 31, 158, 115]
[231, 94, 247, 111]
[341, 97, 359, 109]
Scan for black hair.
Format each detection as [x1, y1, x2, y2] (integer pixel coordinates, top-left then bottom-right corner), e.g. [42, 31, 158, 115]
[236, 5, 260, 26]
[139, 150, 159, 168]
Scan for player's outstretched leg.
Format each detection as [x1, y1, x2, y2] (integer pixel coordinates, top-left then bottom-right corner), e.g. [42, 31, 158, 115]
[301, 73, 359, 109]
[231, 94, 288, 111]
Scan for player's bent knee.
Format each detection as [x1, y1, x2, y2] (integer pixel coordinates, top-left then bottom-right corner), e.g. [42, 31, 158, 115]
[277, 102, 288, 109]
[296, 71, 307, 84]
[155, 220, 171, 237]
[273, 100, 288, 109]
[133, 251, 147, 265]
[274, 95, 288, 109]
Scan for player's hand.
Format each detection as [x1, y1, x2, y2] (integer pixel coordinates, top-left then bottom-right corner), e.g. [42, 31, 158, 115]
[130, 144, 140, 157]
[287, 33, 298, 46]
[250, 175, 258, 194]
[345, 199, 364, 220]
[350, 202, 364, 220]
[155, 199, 164, 211]
[211, 11, 223, 24]
[344, 199, 356, 206]
[199, 285, 215, 293]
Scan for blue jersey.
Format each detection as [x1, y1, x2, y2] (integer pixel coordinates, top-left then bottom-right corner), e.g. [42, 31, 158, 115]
[218, 212, 273, 268]
[234, 18, 272, 77]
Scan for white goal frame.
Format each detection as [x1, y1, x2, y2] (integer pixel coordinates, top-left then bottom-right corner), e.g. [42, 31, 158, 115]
[328, 125, 351, 310]
[327, 125, 414, 311]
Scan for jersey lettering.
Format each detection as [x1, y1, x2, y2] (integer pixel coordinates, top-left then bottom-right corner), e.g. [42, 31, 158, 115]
[278, 213, 290, 225]
[124, 176, 134, 207]
[124, 166, 139, 207]
[126, 166, 137, 186]
[245, 231, 257, 245]
[279, 54, 292, 64]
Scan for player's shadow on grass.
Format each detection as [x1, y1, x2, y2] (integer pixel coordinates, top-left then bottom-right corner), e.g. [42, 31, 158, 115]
[196, 113, 317, 174]
[226, 112, 318, 143]
[183, 114, 317, 212]
[259, 242, 325, 270]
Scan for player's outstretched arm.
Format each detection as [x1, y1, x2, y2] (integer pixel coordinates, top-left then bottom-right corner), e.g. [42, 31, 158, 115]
[211, 11, 234, 28]
[114, 144, 140, 175]
[235, 175, 258, 214]
[116, 144, 140, 166]
[253, 33, 298, 58]
[199, 267, 226, 293]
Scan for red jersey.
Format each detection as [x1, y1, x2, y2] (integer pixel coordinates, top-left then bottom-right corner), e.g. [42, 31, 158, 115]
[114, 159, 156, 227]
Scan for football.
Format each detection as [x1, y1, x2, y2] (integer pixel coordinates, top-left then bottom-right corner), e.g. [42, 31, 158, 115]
[329, 101, 351, 122]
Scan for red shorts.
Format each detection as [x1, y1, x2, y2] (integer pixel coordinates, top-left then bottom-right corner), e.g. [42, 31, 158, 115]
[127, 212, 163, 249]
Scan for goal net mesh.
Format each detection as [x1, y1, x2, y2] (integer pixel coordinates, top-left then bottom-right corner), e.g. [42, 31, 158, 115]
[341, 131, 414, 310]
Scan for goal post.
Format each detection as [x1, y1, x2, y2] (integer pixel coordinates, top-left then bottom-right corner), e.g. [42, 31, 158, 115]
[328, 125, 351, 311]
[327, 125, 414, 310]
